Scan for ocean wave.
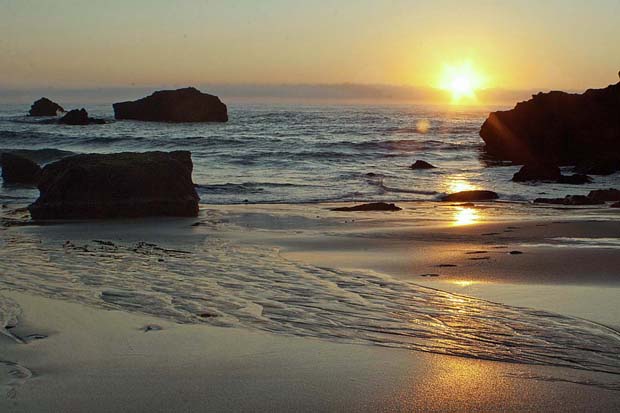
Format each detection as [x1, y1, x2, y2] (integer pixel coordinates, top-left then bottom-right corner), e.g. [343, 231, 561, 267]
[1, 232, 619, 377]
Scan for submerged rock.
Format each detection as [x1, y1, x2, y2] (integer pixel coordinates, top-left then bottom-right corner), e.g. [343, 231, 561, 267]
[534, 195, 604, 206]
[512, 163, 561, 182]
[28, 151, 199, 219]
[58, 109, 105, 125]
[557, 174, 592, 185]
[573, 157, 620, 175]
[410, 160, 436, 170]
[331, 202, 402, 212]
[611, 202, 620, 208]
[587, 188, 620, 202]
[113, 87, 228, 123]
[29, 97, 64, 116]
[480, 78, 620, 164]
[442, 190, 498, 202]
[0, 153, 41, 185]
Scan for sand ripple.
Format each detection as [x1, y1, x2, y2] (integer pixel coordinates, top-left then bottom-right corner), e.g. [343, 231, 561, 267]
[0, 232, 619, 376]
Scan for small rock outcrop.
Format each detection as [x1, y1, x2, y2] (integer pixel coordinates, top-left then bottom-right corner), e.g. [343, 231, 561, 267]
[573, 158, 620, 175]
[534, 195, 604, 206]
[113, 87, 228, 123]
[331, 202, 402, 212]
[587, 188, 620, 202]
[59, 109, 105, 125]
[480, 78, 620, 165]
[611, 202, 620, 208]
[0, 153, 41, 185]
[512, 164, 561, 182]
[29, 98, 64, 116]
[442, 190, 498, 202]
[28, 151, 199, 219]
[410, 160, 436, 170]
[557, 174, 592, 185]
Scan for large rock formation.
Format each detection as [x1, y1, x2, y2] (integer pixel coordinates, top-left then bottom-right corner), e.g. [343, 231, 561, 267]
[0, 153, 41, 185]
[480, 79, 620, 165]
[29, 98, 64, 116]
[113, 87, 228, 123]
[58, 109, 105, 125]
[28, 151, 199, 219]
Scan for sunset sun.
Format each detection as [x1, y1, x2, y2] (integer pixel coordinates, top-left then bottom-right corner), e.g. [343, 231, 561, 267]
[439, 61, 485, 102]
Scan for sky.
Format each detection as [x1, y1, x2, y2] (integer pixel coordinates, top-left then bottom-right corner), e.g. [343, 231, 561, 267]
[1, 0, 620, 97]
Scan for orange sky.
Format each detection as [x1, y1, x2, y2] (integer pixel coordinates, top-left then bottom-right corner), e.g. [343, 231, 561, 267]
[1, 1, 619, 92]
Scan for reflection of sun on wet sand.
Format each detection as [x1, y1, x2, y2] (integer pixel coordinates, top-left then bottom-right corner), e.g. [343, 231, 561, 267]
[1, 201, 620, 410]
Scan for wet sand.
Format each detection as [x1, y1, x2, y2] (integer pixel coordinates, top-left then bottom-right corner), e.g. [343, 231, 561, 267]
[0, 201, 619, 411]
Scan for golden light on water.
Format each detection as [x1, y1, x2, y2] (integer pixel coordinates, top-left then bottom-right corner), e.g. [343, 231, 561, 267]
[452, 280, 477, 287]
[438, 61, 486, 103]
[447, 179, 478, 194]
[416, 119, 431, 134]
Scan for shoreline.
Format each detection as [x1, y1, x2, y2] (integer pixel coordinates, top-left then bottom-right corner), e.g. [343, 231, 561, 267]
[1, 201, 619, 411]
[1, 291, 619, 412]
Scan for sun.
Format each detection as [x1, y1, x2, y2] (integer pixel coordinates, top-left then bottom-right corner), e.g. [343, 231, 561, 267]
[438, 61, 485, 103]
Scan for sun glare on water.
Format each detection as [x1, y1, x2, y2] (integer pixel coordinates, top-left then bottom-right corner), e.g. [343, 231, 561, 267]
[439, 61, 485, 103]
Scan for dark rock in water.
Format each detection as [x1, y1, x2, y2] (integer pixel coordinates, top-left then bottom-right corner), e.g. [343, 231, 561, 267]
[587, 188, 620, 202]
[480, 79, 620, 164]
[573, 158, 620, 175]
[331, 202, 402, 212]
[113, 87, 228, 123]
[410, 160, 436, 170]
[58, 109, 105, 125]
[557, 174, 592, 185]
[29, 97, 64, 116]
[512, 163, 561, 182]
[0, 148, 75, 165]
[28, 151, 199, 219]
[534, 195, 604, 206]
[611, 201, 620, 208]
[442, 190, 498, 202]
[0, 153, 41, 185]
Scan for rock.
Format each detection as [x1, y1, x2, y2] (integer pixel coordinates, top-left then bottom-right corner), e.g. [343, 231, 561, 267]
[557, 174, 592, 185]
[410, 160, 436, 170]
[480, 78, 620, 164]
[512, 163, 561, 182]
[0, 153, 41, 185]
[587, 188, 620, 202]
[611, 202, 620, 208]
[534, 195, 604, 206]
[573, 158, 620, 175]
[58, 109, 105, 125]
[331, 202, 402, 212]
[28, 151, 199, 219]
[0, 149, 75, 165]
[29, 97, 64, 116]
[113, 87, 228, 123]
[442, 190, 498, 202]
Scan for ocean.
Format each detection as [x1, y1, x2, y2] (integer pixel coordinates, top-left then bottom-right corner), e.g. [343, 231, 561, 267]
[1, 101, 619, 206]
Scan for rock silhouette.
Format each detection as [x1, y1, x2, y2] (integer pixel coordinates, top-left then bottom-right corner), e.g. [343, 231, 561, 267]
[410, 160, 436, 170]
[28, 151, 199, 219]
[29, 98, 64, 116]
[58, 109, 105, 125]
[442, 190, 498, 202]
[331, 202, 402, 212]
[0, 153, 41, 185]
[113, 87, 228, 123]
[480, 78, 620, 165]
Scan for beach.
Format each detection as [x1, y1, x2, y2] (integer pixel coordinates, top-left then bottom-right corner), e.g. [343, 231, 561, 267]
[1, 201, 619, 412]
